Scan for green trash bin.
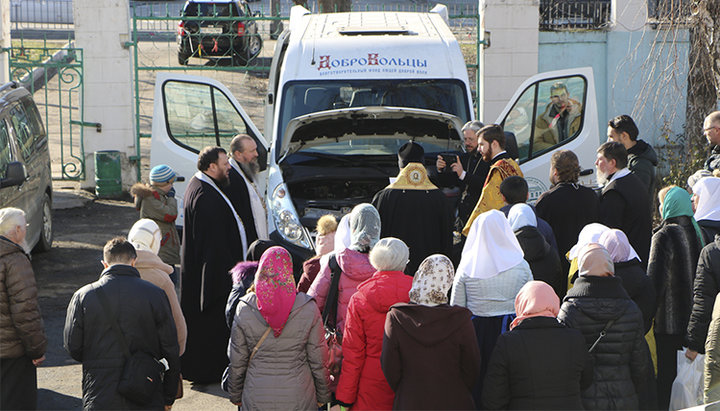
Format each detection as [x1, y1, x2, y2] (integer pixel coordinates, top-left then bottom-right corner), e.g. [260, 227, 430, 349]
[94, 150, 122, 198]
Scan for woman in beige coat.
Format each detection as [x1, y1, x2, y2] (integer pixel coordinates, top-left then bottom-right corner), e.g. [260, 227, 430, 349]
[225, 246, 330, 410]
[128, 219, 187, 354]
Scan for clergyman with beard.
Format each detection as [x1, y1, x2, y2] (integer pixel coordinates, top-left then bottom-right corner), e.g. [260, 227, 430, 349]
[595, 141, 651, 266]
[180, 146, 249, 383]
[462, 124, 523, 236]
[228, 134, 268, 244]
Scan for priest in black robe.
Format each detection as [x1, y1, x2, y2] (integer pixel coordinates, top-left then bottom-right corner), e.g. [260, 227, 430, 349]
[180, 146, 248, 383]
[372, 142, 453, 275]
[227, 134, 269, 245]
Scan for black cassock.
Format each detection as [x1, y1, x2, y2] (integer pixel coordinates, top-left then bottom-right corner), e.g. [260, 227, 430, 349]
[372, 188, 453, 275]
[180, 176, 245, 383]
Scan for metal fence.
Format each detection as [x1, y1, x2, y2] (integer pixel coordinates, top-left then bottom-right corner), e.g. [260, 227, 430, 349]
[10, 0, 73, 30]
[539, 0, 612, 30]
[648, 0, 692, 21]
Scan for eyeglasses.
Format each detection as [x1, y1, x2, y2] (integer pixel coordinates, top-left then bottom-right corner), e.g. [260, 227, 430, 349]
[705, 126, 720, 132]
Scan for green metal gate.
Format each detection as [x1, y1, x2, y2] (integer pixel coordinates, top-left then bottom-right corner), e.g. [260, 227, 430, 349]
[4, 38, 85, 180]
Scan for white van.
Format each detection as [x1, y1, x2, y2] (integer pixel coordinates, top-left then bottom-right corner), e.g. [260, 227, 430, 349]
[151, 5, 599, 264]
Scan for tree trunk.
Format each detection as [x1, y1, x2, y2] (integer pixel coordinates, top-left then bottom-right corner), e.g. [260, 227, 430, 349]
[319, 0, 351, 13]
[686, 0, 720, 156]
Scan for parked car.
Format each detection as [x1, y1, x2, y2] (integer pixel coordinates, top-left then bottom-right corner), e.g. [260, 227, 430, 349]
[0, 82, 53, 252]
[177, 0, 263, 65]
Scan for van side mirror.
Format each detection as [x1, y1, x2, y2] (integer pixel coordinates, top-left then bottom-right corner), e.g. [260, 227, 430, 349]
[579, 168, 594, 176]
[0, 162, 28, 188]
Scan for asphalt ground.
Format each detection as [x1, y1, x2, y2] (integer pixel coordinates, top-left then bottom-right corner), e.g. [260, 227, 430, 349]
[33, 187, 235, 410]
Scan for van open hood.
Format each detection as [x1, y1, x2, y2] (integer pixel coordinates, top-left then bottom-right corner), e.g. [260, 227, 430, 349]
[278, 106, 464, 162]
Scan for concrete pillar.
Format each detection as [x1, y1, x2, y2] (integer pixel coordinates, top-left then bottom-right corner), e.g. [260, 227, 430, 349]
[74, 0, 136, 190]
[479, 0, 539, 123]
[0, 0, 10, 84]
[611, 0, 648, 32]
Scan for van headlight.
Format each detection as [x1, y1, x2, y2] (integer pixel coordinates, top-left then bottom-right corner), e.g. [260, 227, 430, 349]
[270, 183, 312, 249]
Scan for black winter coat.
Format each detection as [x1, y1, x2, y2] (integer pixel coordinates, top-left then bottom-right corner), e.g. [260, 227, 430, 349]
[514, 226, 563, 298]
[435, 150, 490, 227]
[599, 173, 652, 267]
[647, 215, 703, 336]
[686, 239, 720, 353]
[699, 219, 720, 245]
[558, 276, 654, 410]
[64, 265, 180, 410]
[535, 182, 598, 279]
[614, 258, 656, 333]
[482, 316, 592, 410]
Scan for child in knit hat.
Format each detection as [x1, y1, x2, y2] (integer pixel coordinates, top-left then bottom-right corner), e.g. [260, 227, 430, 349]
[130, 165, 181, 284]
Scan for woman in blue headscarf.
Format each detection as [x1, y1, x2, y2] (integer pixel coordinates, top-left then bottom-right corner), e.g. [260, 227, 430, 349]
[647, 185, 704, 409]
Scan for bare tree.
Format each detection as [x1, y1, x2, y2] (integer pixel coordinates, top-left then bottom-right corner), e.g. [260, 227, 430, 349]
[685, 0, 720, 151]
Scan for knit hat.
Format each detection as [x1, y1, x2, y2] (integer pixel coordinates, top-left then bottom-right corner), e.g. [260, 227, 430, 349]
[128, 219, 162, 255]
[398, 142, 424, 168]
[149, 165, 176, 184]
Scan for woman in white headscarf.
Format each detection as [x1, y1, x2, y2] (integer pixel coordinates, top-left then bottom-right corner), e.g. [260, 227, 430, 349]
[450, 209, 532, 408]
[381, 255, 480, 410]
[566, 222, 611, 290]
[693, 177, 720, 244]
[128, 219, 187, 355]
[308, 203, 381, 335]
[508, 203, 563, 297]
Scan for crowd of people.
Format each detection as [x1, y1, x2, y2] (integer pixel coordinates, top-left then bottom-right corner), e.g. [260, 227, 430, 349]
[5, 112, 720, 410]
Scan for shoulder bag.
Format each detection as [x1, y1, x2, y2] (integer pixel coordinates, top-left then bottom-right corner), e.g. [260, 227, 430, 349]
[321, 254, 344, 388]
[588, 302, 629, 353]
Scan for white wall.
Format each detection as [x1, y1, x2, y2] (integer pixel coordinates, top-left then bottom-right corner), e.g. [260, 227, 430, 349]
[74, 0, 136, 190]
[478, 0, 539, 123]
[0, 0, 10, 84]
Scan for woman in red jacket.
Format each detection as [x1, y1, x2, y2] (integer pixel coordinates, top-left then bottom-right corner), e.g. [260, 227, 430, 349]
[335, 237, 414, 410]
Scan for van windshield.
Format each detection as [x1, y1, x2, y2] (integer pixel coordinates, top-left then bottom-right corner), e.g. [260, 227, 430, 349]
[278, 79, 470, 143]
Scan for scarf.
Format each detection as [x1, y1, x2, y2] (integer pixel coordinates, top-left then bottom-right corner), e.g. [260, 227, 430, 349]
[348, 203, 381, 253]
[598, 229, 640, 263]
[510, 280, 560, 330]
[195, 171, 248, 257]
[255, 246, 297, 337]
[568, 223, 611, 260]
[410, 254, 455, 306]
[386, 163, 438, 190]
[229, 158, 268, 240]
[334, 214, 352, 253]
[693, 177, 720, 222]
[457, 209, 525, 279]
[507, 203, 537, 230]
[661, 186, 705, 247]
[577, 243, 614, 277]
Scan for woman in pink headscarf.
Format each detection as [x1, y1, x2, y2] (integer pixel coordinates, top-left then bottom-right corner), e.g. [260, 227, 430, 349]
[224, 246, 330, 410]
[482, 281, 591, 409]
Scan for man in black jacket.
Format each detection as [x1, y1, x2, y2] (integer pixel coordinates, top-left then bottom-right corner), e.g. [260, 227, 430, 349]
[607, 115, 657, 196]
[435, 120, 490, 232]
[596, 142, 652, 266]
[64, 238, 180, 410]
[704, 111, 720, 172]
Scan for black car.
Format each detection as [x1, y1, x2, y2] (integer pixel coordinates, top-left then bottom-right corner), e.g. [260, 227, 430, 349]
[0, 82, 53, 252]
[177, 0, 262, 65]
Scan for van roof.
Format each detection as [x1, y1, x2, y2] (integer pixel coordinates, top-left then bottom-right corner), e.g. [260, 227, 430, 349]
[301, 11, 446, 39]
[282, 8, 468, 81]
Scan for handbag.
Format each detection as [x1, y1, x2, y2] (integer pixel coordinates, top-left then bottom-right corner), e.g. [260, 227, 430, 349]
[322, 254, 344, 389]
[94, 285, 165, 405]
